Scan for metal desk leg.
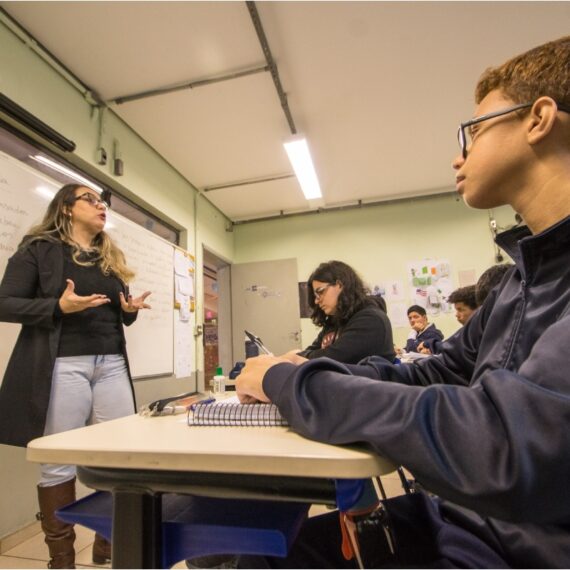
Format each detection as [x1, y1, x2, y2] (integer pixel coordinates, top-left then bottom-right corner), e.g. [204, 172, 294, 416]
[112, 490, 162, 569]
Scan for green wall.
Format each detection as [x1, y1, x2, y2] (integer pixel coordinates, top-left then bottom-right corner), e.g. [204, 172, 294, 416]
[234, 195, 516, 348]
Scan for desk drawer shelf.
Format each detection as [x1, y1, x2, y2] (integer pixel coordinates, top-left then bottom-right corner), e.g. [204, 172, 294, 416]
[57, 491, 310, 568]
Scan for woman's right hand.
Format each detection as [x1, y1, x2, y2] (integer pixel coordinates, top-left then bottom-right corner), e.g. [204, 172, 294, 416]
[58, 279, 111, 314]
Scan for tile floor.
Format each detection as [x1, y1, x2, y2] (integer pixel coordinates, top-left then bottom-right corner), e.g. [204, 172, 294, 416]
[0, 472, 407, 569]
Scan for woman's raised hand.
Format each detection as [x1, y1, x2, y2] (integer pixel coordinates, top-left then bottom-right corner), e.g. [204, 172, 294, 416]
[58, 279, 111, 314]
[120, 291, 152, 313]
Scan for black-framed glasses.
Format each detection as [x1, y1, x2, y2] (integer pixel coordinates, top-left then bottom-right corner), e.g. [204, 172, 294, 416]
[313, 283, 333, 300]
[457, 103, 532, 160]
[457, 101, 570, 159]
[73, 192, 109, 209]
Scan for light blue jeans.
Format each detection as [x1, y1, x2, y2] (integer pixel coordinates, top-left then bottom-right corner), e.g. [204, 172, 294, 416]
[40, 354, 134, 487]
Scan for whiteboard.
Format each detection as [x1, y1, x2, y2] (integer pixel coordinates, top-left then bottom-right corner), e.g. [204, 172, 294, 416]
[0, 150, 176, 379]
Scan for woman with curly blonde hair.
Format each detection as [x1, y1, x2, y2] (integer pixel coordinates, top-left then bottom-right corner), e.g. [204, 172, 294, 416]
[0, 183, 151, 568]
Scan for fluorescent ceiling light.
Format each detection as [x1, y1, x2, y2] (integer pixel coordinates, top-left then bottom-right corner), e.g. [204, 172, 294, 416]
[31, 155, 105, 194]
[35, 185, 56, 201]
[283, 136, 322, 200]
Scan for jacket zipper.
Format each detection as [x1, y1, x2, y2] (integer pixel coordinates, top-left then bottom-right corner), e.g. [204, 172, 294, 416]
[504, 279, 527, 366]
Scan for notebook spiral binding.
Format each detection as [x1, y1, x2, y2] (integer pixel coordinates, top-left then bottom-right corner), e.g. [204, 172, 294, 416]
[188, 402, 289, 427]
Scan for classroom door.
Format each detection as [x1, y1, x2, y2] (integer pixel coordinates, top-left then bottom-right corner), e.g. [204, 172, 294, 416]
[231, 258, 302, 361]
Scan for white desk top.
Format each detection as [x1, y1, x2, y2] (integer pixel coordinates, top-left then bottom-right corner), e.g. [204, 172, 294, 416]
[27, 413, 394, 479]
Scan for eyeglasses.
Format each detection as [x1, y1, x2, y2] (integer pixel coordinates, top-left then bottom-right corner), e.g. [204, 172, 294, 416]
[457, 101, 570, 160]
[313, 284, 332, 300]
[457, 103, 532, 160]
[74, 192, 109, 209]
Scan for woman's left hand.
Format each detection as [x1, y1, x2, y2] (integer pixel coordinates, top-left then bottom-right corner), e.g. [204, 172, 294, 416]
[120, 291, 152, 313]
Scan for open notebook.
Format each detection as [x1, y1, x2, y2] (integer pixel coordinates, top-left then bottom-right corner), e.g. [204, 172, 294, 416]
[188, 395, 289, 427]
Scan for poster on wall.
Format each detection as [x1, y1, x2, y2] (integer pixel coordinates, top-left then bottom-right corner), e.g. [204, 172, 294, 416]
[407, 259, 454, 315]
[369, 280, 405, 301]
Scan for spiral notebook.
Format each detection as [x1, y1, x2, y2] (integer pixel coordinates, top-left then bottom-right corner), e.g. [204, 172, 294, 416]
[188, 396, 289, 427]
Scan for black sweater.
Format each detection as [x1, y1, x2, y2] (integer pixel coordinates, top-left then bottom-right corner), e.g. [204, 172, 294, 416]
[58, 246, 124, 356]
[299, 304, 395, 364]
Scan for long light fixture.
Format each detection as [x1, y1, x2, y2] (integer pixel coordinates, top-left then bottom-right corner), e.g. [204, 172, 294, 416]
[30, 154, 105, 194]
[283, 136, 322, 200]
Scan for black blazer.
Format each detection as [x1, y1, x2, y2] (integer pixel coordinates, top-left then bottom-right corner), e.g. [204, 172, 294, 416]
[0, 239, 136, 447]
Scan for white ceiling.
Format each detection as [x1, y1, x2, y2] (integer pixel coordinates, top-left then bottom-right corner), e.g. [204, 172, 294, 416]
[2, 1, 569, 222]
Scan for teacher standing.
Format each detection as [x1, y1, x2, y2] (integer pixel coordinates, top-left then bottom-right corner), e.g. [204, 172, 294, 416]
[0, 184, 150, 568]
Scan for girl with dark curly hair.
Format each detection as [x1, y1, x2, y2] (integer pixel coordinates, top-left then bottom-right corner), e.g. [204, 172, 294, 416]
[291, 260, 395, 364]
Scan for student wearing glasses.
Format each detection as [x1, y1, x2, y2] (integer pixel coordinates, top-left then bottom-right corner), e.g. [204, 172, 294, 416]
[237, 36, 570, 568]
[286, 260, 395, 365]
[0, 184, 151, 568]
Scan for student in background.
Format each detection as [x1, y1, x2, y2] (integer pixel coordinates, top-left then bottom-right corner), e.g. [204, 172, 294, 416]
[419, 285, 477, 354]
[475, 263, 513, 306]
[285, 260, 395, 364]
[237, 36, 570, 568]
[447, 285, 478, 325]
[421, 269, 513, 355]
[0, 184, 151, 569]
[400, 304, 443, 353]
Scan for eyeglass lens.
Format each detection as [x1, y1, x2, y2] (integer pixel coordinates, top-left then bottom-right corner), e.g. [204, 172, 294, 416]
[314, 284, 331, 299]
[457, 103, 533, 159]
[77, 193, 108, 208]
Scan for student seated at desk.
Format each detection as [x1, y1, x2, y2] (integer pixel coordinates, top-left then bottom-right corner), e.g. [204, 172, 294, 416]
[475, 263, 513, 307]
[398, 305, 443, 354]
[419, 286, 477, 355]
[448, 285, 478, 326]
[285, 260, 395, 365]
[236, 35, 570, 569]
[420, 269, 512, 355]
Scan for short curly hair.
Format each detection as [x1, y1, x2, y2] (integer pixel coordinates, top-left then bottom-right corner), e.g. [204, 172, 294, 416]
[475, 36, 570, 108]
[475, 264, 513, 306]
[447, 286, 477, 310]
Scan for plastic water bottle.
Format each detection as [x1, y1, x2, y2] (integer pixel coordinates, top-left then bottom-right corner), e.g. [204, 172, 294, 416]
[212, 366, 225, 394]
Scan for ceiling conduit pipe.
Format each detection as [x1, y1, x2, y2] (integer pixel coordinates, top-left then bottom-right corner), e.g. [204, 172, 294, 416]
[232, 190, 457, 226]
[246, 1, 297, 135]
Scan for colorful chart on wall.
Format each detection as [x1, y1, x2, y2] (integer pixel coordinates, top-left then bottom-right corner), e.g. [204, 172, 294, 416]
[406, 258, 454, 315]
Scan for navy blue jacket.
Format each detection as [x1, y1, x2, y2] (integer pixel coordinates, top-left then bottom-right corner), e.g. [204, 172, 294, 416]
[263, 216, 570, 568]
[404, 322, 444, 353]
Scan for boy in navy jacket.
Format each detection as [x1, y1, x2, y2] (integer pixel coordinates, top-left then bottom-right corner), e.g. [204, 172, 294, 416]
[237, 36, 570, 568]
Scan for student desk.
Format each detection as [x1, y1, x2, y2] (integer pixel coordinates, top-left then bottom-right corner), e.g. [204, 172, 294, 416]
[27, 413, 395, 568]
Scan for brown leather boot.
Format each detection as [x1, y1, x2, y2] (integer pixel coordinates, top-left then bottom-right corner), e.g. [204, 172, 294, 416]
[37, 478, 76, 569]
[92, 533, 111, 565]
